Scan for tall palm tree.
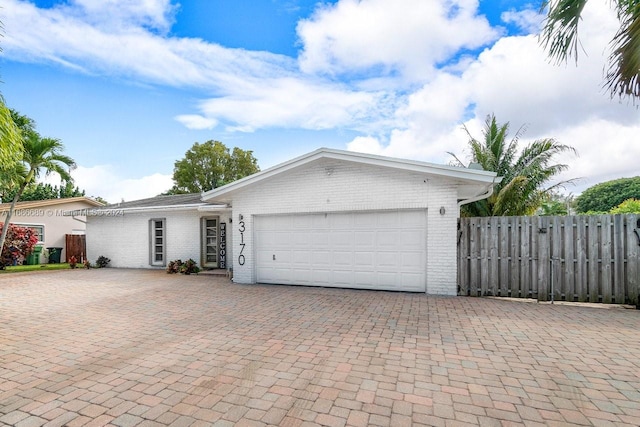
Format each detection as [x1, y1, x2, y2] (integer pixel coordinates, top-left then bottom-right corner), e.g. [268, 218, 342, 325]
[540, 0, 640, 100]
[450, 114, 577, 216]
[0, 132, 76, 262]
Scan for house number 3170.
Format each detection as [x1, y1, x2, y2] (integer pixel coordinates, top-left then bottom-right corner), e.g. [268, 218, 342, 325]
[238, 215, 246, 266]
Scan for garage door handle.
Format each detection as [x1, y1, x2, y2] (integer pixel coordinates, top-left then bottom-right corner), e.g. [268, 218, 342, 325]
[273, 254, 276, 261]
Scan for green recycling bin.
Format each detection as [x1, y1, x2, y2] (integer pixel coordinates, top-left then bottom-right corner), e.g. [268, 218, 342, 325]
[26, 246, 43, 265]
[47, 247, 63, 264]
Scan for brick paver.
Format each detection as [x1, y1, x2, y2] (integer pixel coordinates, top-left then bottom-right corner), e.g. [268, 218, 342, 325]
[1, 269, 639, 426]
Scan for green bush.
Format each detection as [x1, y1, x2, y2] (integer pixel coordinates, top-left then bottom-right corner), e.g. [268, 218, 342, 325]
[610, 198, 640, 214]
[166, 259, 200, 275]
[576, 177, 640, 213]
[95, 256, 111, 268]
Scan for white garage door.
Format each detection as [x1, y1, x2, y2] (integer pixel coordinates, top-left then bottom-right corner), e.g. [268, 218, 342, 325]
[255, 210, 427, 292]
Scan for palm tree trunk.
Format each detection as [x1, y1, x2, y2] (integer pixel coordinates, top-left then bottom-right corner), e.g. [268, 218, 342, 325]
[0, 176, 31, 265]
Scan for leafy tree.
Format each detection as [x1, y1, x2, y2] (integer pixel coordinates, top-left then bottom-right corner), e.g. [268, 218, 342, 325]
[575, 176, 640, 213]
[167, 140, 259, 194]
[610, 198, 640, 214]
[537, 192, 574, 215]
[538, 200, 569, 216]
[0, 111, 76, 264]
[1, 182, 85, 202]
[540, 0, 640, 100]
[450, 114, 577, 216]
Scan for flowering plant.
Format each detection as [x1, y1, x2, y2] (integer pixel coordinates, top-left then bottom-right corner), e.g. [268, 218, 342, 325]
[0, 223, 39, 267]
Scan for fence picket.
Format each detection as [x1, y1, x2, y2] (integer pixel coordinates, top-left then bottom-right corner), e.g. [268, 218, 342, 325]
[457, 214, 637, 306]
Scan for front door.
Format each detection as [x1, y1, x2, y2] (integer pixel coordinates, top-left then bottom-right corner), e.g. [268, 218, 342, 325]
[201, 217, 219, 268]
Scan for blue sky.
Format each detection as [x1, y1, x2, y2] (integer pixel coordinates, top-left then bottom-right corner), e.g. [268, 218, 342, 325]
[1, 0, 639, 202]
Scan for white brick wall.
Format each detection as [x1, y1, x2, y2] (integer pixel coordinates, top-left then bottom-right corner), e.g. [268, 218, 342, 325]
[228, 159, 460, 295]
[86, 210, 229, 269]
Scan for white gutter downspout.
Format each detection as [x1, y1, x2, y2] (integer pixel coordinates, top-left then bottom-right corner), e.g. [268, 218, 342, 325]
[457, 177, 498, 207]
[71, 214, 86, 224]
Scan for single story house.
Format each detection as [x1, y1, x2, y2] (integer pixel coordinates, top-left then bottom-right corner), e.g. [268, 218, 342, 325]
[87, 148, 499, 295]
[0, 196, 105, 263]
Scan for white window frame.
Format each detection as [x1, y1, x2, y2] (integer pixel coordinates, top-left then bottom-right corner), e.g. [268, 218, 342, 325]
[149, 218, 166, 266]
[16, 223, 45, 244]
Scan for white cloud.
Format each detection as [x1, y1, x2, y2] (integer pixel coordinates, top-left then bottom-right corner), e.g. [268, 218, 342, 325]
[2, 0, 294, 89]
[70, 0, 177, 33]
[43, 165, 173, 203]
[501, 8, 544, 34]
[344, 1, 640, 195]
[174, 115, 218, 130]
[297, 0, 499, 84]
[198, 78, 385, 132]
[6, 0, 640, 197]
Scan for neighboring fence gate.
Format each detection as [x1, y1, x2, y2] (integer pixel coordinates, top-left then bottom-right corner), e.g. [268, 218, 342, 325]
[457, 214, 640, 305]
[65, 234, 86, 263]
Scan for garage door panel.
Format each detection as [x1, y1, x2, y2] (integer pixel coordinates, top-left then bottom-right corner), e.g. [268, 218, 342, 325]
[377, 231, 400, 249]
[375, 253, 399, 268]
[312, 251, 331, 266]
[255, 211, 426, 292]
[401, 210, 427, 226]
[354, 212, 378, 228]
[354, 252, 374, 268]
[292, 250, 311, 265]
[376, 211, 398, 226]
[330, 214, 353, 229]
[330, 230, 352, 247]
[401, 252, 424, 269]
[293, 215, 314, 229]
[354, 271, 377, 286]
[311, 232, 329, 247]
[333, 270, 354, 285]
[400, 273, 424, 290]
[292, 232, 311, 247]
[333, 251, 352, 266]
[399, 230, 424, 248]
[312, 269, 331, 284]
[354, 231, 375, 247]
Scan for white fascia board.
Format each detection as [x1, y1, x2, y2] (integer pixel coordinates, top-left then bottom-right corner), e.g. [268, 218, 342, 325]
[197, 205, 230, 212]
[202, 147, 500, 202]
[91, 204, 213, 214]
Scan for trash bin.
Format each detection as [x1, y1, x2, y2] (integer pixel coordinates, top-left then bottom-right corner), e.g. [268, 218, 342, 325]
[26, 245, 43, 265]
[47, 247, 63, 264]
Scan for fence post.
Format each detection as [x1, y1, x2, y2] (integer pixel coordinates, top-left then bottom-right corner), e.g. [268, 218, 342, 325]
[537, 216, 549, 302]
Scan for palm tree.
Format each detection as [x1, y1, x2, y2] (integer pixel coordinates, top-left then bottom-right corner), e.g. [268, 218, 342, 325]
[450, 114, 577, 216]
[540, 0, 640, 100]
[0, 130, 76, 262]
[0, 100, 22, 174]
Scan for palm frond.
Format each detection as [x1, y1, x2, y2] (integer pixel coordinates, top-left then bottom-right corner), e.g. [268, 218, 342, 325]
[606, 2, 640, 98]
[540, 0, 589, 63]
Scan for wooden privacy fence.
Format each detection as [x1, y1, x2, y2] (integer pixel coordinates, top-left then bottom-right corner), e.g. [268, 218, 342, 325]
[65, 234, 86, 263]
[457, 214, 640, 305]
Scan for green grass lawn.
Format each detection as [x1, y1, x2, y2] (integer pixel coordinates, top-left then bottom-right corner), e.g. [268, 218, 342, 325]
[0, 263, 72, 274]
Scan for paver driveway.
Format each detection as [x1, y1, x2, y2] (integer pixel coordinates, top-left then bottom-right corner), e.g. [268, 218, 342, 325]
[1, 269, 639, 427]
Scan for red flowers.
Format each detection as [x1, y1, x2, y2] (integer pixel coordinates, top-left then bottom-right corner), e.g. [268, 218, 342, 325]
[0, 223, 39, 266]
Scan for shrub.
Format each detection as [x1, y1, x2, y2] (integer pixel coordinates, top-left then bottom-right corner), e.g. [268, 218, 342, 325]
[95, 256, 111, 268]
[69, 256, 77, 269]
[180, 258, 200, 275]
[166, 259, 183, 274]
[166, 259, 200, 275]
[83, 260, 91, 269]
[0, 223, 39, 267]
[575, 176, 640, 213]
